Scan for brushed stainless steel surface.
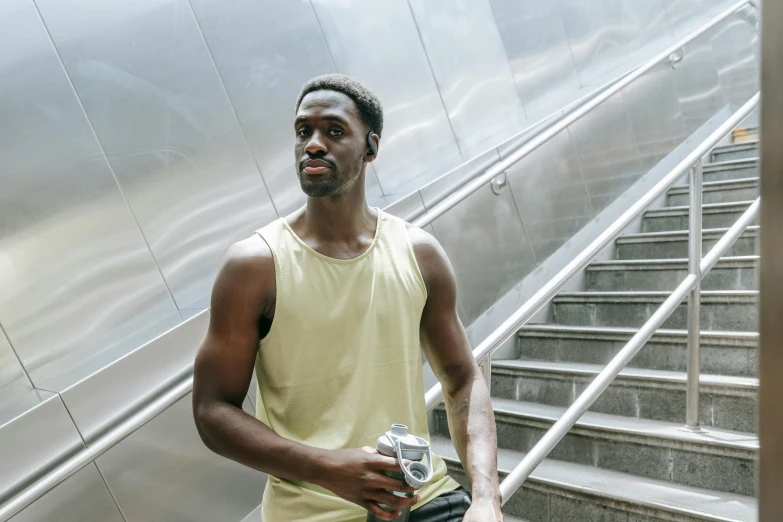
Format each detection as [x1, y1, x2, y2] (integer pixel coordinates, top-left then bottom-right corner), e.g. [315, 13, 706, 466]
[623, 0, 674, 57]
[506, 129, 593, 263]
[710, 12, 760, 110]
[0, 0, 181, 391]
[490, 0, 581, 122]
[60, 310, 209, 444]
[189, 0, 336, 217]
[9, 464, 123, 522]
[671, 30, 728, 134]
[0, 328, 32, 414]
[418, 147, 501, 210]
[35, 0, 278, 311]
[621, 61, 687, 171]
[430, 184, 536, 325]
[759, 0, 783, 513]
[686, 161, 703, 429]
[558, 0, 632, 87]
[408, 0, 527, 156]
[96, 394, 263, 522]
[567, 91, 643, 212]
[0, 393, 84, 505]
[310, 0, 462, 196]
[384, 191, 427, 223]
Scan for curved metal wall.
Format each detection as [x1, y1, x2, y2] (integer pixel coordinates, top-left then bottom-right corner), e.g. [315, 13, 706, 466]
[0, 1, 758, 520]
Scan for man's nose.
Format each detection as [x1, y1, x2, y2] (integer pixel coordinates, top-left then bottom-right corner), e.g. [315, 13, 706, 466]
[304, 131, 328, 156]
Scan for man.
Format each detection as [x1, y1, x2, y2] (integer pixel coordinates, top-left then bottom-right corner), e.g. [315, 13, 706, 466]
[192, 74, 502, 522]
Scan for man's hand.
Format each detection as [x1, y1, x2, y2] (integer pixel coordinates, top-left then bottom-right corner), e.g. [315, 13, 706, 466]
[463, 498, 503, 521]
[313, 447, 420, 520]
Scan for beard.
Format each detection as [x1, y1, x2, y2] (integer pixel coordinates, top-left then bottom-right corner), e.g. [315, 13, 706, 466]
[298, 170, 348, 197]
[297, 152, 364, 198]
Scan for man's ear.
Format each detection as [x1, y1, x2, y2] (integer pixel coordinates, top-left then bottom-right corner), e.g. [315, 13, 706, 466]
[366, 132, 379, 159]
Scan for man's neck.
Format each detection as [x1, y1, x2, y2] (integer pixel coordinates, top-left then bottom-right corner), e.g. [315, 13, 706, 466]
[297, 174, 376, 243]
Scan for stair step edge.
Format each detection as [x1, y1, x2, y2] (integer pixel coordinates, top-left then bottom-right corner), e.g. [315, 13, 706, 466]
[431, 436, 757, 522]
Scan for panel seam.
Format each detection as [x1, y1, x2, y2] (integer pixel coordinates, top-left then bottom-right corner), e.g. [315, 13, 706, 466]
[29, 0, 179, 308]
[184, 0, 280, 217]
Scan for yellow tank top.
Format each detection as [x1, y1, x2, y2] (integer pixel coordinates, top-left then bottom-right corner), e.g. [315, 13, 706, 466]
[253, 209, 459, 521]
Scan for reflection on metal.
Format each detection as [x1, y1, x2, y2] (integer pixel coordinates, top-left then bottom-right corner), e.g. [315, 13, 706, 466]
[490, 172, 508, 195]
[669, 47, 686, 68]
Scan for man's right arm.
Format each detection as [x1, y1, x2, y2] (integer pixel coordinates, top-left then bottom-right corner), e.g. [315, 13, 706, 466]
[191, 235, 416, 520]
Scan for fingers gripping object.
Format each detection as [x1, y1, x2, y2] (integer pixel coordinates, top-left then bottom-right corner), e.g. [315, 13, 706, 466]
[367, 132, 378, 156]
[367, 424, 434, 522]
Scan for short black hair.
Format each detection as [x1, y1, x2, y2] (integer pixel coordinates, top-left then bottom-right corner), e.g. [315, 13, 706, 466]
[296, 74, 384, 138]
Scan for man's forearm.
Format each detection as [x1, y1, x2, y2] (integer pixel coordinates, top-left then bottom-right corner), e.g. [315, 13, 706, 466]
[444, 370, 500, 503]
[195, 400, 329, 484]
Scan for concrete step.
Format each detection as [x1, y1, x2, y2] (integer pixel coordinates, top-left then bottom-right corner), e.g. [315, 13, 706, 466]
[643, 201, 756, 233]
[517, 325, 758, 377]
[667, 177, 759, 206]
[615, 226, 759, 259]
[551, 290, 758, 331]
[490, 360, 757, 433]
[432, 399, 757, 497]
[585, 256, 758, 292]
[432, 436, 757, 522]
[702, 159, 759, 182]
[710, 141, 759, 162]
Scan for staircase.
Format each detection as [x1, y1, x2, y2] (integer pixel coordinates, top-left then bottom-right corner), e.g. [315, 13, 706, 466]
[432, 136, 760, 521]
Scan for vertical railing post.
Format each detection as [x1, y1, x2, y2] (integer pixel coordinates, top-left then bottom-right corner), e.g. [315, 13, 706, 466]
[480, 355, 492, 395]
[686, 160, 703, 430]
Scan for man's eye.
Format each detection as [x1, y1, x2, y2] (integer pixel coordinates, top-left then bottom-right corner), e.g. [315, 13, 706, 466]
[297, 128, 310, 137]
[329, 128, 344, 136]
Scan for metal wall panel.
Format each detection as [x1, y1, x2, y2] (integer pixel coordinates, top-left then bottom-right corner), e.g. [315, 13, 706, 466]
[96, 394, 264, 522]
[710, 13, 760, 110]
[622, 0, 673, 57]
[430, 186, 536, 325]
[189, 0, 337, 217]
[567, 91, 643, 213]
[408, 0, 527, 156]
[417, 148, 501, 210]
[621, 61, 687, 171]
[670, 31, 728, 135]
[558, 0, 632, 87]
[9, 464, 124, 522]
[507, 130, 593, 263]
[0, 394, 85, 503]
[490, 0, 582, 123]
[60, 310, 209, 444]
[0, 0, 180, 391]
[310, 0, 462, 197]
[34, 0, 278, 312]
[0, 327, 32, 406]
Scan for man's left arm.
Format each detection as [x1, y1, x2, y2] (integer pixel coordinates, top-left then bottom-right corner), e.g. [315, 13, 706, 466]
[409, 225, 502, 521]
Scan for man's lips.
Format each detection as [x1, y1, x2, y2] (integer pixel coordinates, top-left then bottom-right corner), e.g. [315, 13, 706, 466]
[301, 159, 333, 175]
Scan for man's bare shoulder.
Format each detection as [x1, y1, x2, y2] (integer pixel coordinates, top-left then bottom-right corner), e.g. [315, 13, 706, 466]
[404, 222, 453, 286]
[213, 234, 275, 299]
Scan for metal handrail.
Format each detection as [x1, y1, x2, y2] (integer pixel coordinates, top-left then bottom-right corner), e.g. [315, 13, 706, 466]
[0, 3, 754, 520]
[497, 95, 760, 502]
[413, 0, 751, 230]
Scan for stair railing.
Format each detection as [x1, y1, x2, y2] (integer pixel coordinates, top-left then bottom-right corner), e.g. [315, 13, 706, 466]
[425, 92, 759, 504]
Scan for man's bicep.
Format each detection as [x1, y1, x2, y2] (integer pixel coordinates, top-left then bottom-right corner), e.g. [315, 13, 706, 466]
[412, 229, 477, 392]
[193, 237, 272, 408]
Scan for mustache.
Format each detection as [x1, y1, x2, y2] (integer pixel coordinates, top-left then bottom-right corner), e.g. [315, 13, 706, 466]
[298, 156, 336, 170]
